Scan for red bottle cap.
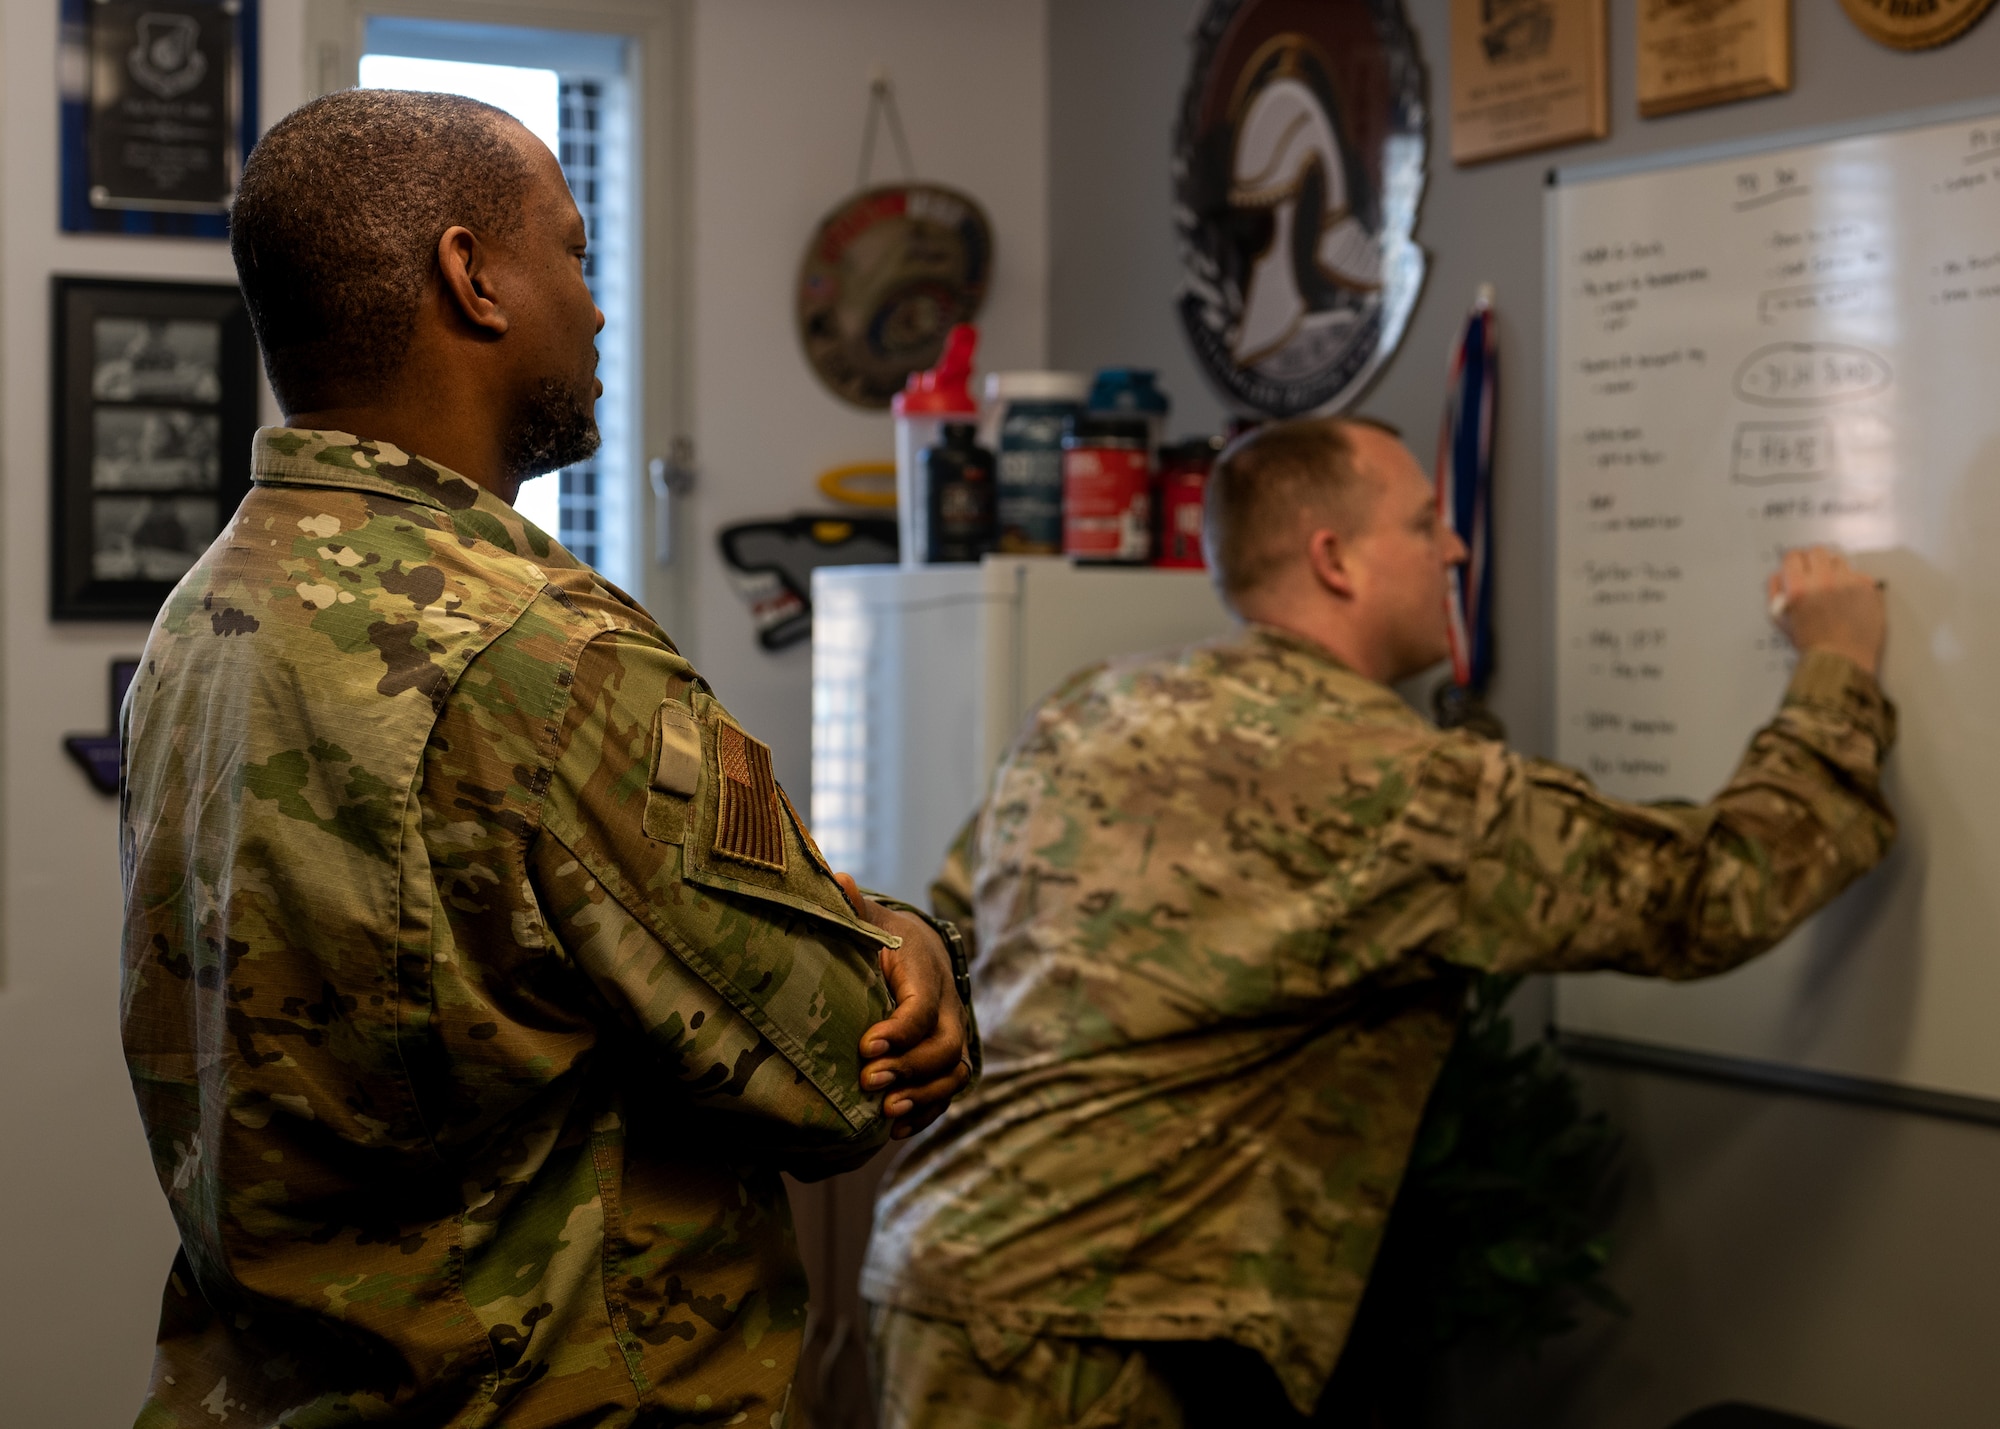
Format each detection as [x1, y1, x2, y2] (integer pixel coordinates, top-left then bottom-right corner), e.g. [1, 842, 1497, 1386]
[892, 324, 979, 417]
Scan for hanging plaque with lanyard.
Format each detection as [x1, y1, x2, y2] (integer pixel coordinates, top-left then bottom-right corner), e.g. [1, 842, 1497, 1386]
[795, 75, 994, 410]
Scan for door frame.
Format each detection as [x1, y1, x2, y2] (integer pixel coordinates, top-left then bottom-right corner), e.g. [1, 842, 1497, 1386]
[302, 0, 695, 651]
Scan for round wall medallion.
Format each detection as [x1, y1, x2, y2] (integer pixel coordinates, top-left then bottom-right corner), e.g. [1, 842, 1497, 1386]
[796, 183, 993, 410]
[1839, 0, 1996, 49]
[1174, 0, 1429, 418]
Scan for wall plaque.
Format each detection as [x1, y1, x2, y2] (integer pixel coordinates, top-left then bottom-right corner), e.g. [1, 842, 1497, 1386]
[59, 0, 258, 237]
[796, 183, 993, 410]
[1174, 0, 1430, 419]
[1839, 0, 1995, 49]
[1450, 0, 1607, 165]
[1639, 0, 1790, 117]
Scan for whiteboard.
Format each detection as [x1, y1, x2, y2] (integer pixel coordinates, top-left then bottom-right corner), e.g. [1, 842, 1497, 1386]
[1550, 108, 2000, 1107]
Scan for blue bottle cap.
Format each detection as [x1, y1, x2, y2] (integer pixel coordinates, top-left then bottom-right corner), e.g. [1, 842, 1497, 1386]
[1087, 367, 1171, 416]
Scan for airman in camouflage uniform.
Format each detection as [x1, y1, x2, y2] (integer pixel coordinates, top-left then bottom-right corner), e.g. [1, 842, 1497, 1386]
[121, 89, 970, 1429]
[862, 420, 1896, 1425]
[122, 430, 950, 1426]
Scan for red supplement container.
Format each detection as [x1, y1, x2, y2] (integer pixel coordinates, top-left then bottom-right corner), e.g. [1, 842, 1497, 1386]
[1062, 416, 1151, 562]
[1154, 436, 1220, 569]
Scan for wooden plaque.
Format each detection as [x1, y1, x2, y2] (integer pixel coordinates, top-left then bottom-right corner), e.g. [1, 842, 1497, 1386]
[1839, 0, 1995, 50]
[1451, 0, 1608, 166]
[1639, 0, 1791, 118]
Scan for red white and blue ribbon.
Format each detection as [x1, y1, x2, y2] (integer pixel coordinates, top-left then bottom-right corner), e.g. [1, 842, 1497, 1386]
[1438, 285, 1498, 694]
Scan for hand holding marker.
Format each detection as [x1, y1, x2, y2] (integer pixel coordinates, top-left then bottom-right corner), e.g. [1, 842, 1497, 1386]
[1766, 545, 1888, 678]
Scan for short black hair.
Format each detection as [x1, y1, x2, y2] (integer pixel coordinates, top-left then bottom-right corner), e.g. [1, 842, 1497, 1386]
[230, 89, 540, 413]
[1203, 416, 1396, 603]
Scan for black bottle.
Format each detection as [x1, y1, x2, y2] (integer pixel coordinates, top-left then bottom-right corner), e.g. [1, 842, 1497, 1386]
[923, 423, 998, 564]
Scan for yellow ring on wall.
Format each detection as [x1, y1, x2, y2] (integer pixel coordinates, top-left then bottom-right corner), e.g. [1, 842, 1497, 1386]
[818, 462, 898, 509]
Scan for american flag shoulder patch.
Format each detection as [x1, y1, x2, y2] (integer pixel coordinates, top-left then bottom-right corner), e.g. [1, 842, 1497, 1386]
[714, 721, 786, 872]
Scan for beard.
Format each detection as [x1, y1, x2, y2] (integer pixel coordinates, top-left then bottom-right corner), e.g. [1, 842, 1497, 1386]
[500, 375, 600, 486]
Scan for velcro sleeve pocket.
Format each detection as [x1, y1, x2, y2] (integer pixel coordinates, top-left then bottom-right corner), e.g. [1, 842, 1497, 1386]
[643, 700, 703, 844]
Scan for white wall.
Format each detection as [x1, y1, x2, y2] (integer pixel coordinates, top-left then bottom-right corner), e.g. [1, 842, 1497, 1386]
[0, 4, 1048, 1424]
[685, 0, 1049, 796]
[1046, 3, 2000, 1425]
[0, 4, 308, 1423]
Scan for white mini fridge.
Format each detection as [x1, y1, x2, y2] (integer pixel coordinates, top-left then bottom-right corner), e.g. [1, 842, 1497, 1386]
[810, 556, 1236, 906]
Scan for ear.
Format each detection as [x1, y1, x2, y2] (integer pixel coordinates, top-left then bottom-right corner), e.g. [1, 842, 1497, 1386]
[436, 225, 509, 338]
[1304, 527, 1359, 600]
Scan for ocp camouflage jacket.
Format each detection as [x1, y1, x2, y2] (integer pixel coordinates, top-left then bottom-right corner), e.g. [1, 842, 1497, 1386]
[862, 624, 1896, 1413]
[122, 428, 899, 1428]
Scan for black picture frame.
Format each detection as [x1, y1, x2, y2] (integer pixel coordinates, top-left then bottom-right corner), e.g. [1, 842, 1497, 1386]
[52, 277, 258, 621]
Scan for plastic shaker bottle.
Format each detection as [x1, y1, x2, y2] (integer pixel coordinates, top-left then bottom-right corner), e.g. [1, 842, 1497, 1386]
[893, 324, 979, 568]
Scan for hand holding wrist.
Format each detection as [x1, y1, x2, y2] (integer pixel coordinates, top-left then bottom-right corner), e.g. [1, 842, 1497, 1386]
[834, 875, 974, 1139]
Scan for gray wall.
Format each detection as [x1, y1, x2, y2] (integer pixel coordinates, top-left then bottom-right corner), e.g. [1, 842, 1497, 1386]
[1048, 4, 2000, 1426]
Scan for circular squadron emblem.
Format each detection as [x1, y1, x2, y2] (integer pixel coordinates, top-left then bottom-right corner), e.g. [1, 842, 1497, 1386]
[1174, 0, 1429, 418]
[1839, 0, 1995, 49]
[796, 183, 993, 409]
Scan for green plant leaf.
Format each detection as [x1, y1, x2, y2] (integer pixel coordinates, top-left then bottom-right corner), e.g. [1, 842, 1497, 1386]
[1348, 972, 1626, 1361]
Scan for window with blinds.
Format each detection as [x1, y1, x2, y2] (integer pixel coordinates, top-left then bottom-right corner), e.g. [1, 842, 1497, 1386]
[357, 19, 636, 590]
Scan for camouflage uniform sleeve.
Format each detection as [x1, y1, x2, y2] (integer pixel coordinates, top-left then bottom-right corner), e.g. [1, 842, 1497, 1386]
[928, 813, 980, 962]
[1419, 650, 1897, 978]
[536, 626, 897, 1175]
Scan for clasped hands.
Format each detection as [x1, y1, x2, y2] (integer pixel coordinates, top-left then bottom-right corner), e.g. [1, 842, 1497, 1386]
[835, 873, 974, 1141]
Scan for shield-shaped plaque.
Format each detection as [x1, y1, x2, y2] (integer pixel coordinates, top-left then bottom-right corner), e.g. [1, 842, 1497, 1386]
[1174, 0, 1430, 418]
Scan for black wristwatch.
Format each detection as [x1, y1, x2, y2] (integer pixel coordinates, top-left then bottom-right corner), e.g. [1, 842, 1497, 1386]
[914, 909, 981, 1081]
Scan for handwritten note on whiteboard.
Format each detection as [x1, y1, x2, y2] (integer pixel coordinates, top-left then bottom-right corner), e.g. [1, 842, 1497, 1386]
[1552, 111, 2000, 1104]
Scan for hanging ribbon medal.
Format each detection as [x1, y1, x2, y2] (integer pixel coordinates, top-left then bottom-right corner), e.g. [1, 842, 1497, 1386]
[1435, 285, 1505, 740]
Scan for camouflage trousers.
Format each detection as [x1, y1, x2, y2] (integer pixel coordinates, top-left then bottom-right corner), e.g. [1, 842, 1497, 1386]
[865, 1303, 1315, 1429]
